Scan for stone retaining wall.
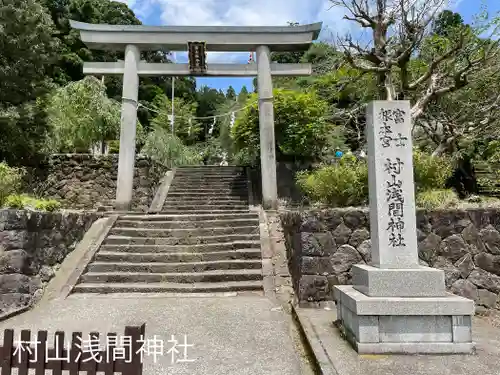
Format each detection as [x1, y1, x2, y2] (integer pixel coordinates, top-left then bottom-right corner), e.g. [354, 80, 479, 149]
[281, 208, 500, 310]
[31, 154, 168, 211]
[0, 209, 98, 314]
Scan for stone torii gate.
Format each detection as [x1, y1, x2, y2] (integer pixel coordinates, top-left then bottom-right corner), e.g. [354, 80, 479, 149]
[70, 21, 322, 211]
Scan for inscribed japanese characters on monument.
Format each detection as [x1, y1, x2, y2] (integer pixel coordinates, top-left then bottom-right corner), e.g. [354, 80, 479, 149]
[366, 101, 418, 269]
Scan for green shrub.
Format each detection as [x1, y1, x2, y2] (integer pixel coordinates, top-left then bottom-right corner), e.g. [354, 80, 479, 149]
[0, 162, 25, 206]
[413, 149, 453, 192]
[296, 155, 368, 207]
[297, 150, 455, 207]
[108, 140, 120, 154]
[3, 194, 25, 209]
[232, 89, 334, 164]
[416, 189, 459, 210]
[141, 126, 202, 168]
[3, 194, 61, 212]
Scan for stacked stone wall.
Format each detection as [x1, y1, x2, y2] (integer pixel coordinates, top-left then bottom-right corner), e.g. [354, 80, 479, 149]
[31, 154, 168, 211]
[0, 209, 98, 314]
[281, 208, 500, 310]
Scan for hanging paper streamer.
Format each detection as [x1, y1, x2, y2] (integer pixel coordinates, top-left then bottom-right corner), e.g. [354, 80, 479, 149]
[230, 112, 236, 129]
[208, 117, 216, 135]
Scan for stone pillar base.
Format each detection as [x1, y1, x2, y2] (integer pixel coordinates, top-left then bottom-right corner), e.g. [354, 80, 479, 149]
[333, 285, 475, 354]
[114, 201, 130, 212]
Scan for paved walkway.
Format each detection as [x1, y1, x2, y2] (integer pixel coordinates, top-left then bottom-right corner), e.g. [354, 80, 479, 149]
[296, 305, 500, 375]
[0, 294, 306, 375]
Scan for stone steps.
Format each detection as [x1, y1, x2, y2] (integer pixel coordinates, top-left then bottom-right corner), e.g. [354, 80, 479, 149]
[171, 176, 247, 181]
[73, 166, 262, 296]
[163, 195, 248, 202]
[72, 280, 263, 294]
[174, 171, 245, 176]
[99, 241, 261, 253]
[175, 168, 245, 172]
[104, 233, 260, 245]
[119, 213, 258, 221]
[88, 259, 262, 273]
[109, 226, 259, 238]
[115, 218, 259, 229]
[166, 189, 248, 195]
[80, 269, 262, 283]
[173, 175, 247, 181]
[169, 184, 248, 190]
[95, 249, 262, 262]
[159, 209, 251, 214]
[162, 201, 248, 207]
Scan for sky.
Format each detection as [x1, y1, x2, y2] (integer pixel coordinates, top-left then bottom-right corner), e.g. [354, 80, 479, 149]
[113, 0, 500, 94]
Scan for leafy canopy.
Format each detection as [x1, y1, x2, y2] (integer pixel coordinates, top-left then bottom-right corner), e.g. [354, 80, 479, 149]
[45, 76, 121, 152]
[232, 89, 333, 163]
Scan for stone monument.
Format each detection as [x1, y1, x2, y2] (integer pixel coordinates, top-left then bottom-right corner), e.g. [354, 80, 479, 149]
[334, 101, 475, 354]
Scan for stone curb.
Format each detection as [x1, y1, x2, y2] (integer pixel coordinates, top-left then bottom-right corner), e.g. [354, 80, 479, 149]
[148, 168, 176, 213]
[291, 304, 339, 375]
[246, 166, 255, 208]
[0, 306, 31, 323]
[44, 215, 119, 301]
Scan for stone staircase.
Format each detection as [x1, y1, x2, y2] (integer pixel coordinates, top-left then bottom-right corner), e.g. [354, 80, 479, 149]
[72, 166, 264, 294]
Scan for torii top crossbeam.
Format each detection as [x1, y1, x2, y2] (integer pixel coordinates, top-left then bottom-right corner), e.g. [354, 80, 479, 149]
[69, 20, 322, 52]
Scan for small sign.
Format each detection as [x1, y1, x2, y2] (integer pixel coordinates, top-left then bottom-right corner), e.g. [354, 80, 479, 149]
[188, 42, 207, 74]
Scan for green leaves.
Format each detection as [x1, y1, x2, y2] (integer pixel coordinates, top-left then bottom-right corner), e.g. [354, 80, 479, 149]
[150, 94, 201, 144]
[140, 127, 202, 168]
[296, 156, 368, 207]
[413, 149, 454, 192]
[45, 76, 121, 152]
[231, 89, 334, 164]
[297, 151, 455, 207]
[0, 0, 58, 106]
[0, 162, 25, 206]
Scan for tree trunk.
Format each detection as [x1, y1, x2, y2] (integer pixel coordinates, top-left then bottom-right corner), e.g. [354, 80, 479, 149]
[431, 137, 456, 157]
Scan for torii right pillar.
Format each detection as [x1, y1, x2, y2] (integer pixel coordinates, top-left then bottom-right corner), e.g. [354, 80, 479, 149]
[256, 45, 278, 210]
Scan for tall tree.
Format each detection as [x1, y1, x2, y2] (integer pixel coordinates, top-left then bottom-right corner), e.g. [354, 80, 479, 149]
[330, 0, 499, 120]
[44, 76, 121, 153]
[0, 0, 58, 106]
[238, 86, 249, 103]
[226, 86, 236, 100]
[433, 10, 465, 37]
[150, 94, 201, 144]
[0, 0, 58, 164]
[196, 86, 227, 140]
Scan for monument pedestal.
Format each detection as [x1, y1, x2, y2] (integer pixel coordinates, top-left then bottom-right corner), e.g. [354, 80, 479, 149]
[334, 100, 475, 354]
[334, 270, 475, 354]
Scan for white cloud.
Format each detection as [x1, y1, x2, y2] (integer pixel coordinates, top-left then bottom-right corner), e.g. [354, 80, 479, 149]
[112, 0, 138, 8]
[153, 0, 319, 27]
[113, 0, 464, 60]
[119, 0, 346, 62]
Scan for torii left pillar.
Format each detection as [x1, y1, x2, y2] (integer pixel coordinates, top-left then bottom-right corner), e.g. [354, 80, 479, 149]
[115, 44, 140, 211]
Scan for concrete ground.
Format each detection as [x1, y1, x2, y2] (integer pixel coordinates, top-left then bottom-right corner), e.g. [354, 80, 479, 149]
[0, 294, 309, 375]
[295, 304, 500, 375]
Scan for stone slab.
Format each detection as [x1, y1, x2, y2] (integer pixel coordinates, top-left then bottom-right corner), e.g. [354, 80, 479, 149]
[378, 315, 452, 342]
[352, 264, 446, 297]
[334, 285, 474, 316]
[354, 342, 475, 354]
